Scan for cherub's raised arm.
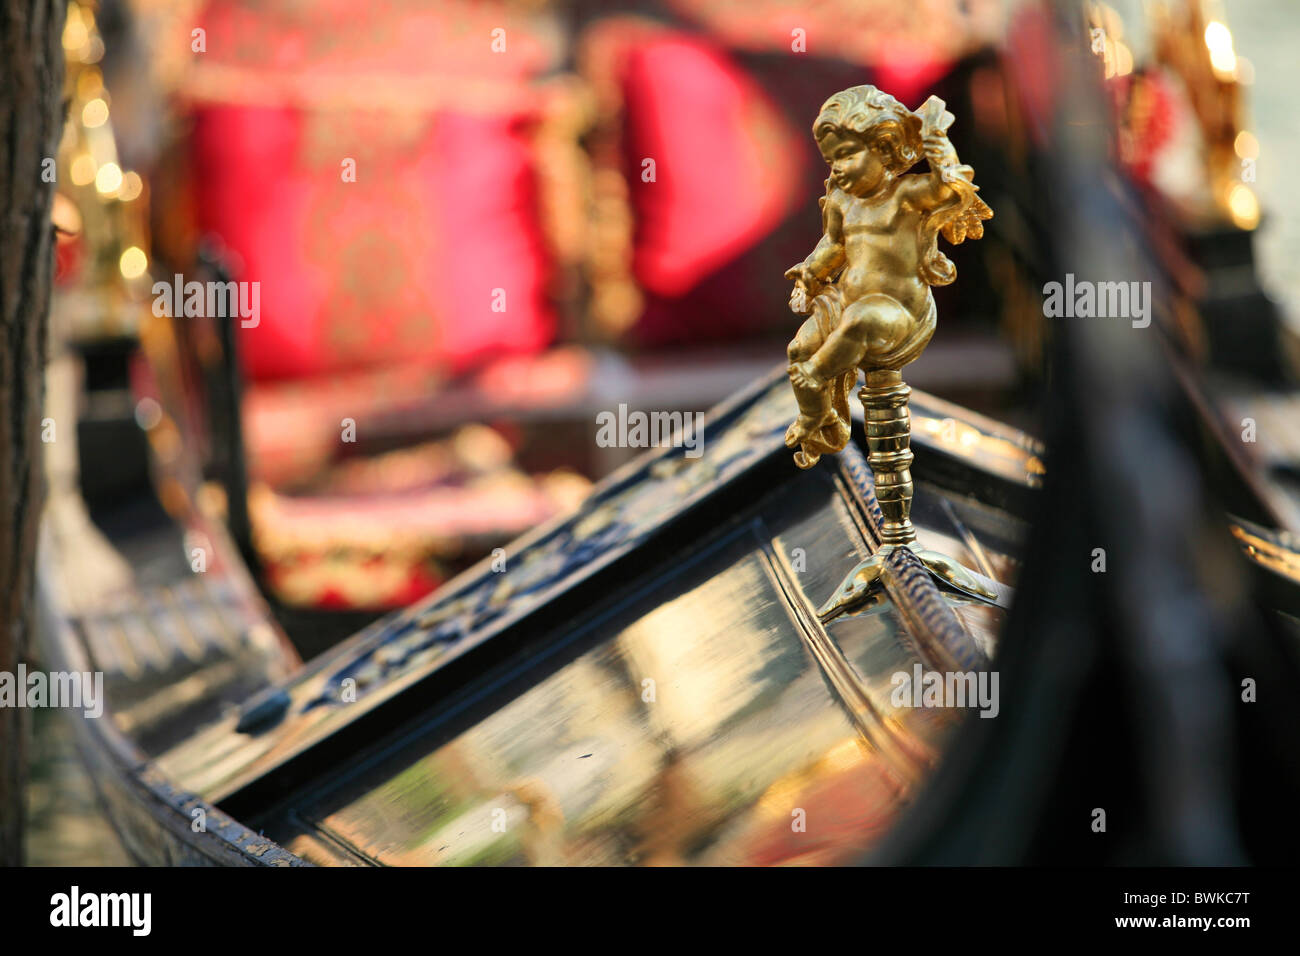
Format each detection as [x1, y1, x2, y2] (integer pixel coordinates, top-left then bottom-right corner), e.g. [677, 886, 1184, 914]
[907, 97, 993, 286]
[904, 132, 964, 210]
[904, 96, 967, 211]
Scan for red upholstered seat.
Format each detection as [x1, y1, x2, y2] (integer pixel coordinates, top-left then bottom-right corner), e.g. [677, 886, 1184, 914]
[172, 0, 573, 610]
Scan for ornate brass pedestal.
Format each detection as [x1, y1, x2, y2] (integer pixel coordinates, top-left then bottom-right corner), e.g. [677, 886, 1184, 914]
[815, 371, 997, 622]
[862, 370, 915, 547]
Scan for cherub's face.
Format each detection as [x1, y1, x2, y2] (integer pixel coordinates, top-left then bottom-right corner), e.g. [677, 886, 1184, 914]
[818, 130, 888, 197]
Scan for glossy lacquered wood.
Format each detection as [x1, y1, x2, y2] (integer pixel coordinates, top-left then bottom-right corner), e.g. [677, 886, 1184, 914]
[256, 454, 1014, 865]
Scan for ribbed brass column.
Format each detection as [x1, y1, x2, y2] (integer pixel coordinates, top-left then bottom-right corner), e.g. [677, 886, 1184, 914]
[860, 369, 916, 547]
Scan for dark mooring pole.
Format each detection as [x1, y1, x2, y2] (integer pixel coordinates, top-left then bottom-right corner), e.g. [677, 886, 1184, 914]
[0, 0, 64, 866]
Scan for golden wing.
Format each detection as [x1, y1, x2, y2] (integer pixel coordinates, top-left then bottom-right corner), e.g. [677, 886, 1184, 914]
[940, 179, 994, 245]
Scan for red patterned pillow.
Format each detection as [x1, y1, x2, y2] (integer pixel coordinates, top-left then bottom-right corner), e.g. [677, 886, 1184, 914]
[184, 0, 563, 381]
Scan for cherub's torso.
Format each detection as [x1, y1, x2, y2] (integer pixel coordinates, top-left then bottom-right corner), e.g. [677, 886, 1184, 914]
[832, 175, 932, 319]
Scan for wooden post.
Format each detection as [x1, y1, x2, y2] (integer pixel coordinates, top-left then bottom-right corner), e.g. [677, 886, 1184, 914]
[0, 0, 64, 866]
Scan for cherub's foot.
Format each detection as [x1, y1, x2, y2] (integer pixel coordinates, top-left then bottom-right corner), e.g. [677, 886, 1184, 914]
[785, 412, 833, 450]
[785, 409, 846, 469]
[787, 360, 824, 392]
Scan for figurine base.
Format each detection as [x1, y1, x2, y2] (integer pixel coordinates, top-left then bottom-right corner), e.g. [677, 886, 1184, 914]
[817, 544, 998, 622]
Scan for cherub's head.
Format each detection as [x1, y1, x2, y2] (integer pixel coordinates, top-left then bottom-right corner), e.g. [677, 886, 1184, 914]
[813, 86, 922, 197]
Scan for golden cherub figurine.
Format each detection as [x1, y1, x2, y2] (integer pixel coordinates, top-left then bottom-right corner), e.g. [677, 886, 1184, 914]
[783, 86, 996, 614]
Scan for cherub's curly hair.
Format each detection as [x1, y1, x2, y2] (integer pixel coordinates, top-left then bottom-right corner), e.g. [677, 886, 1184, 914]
[812, 85, 922, 173]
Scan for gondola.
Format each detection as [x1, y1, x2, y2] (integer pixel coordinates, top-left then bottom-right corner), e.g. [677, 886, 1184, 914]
[31, 3, 1300, 866]
[39, 357, 1036, 864]
[35, 339, 1300, 864]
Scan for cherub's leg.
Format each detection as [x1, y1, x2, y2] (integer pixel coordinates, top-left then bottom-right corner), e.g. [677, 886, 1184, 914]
[801, 294, 911, 381]
[786, 295, 910, 453]
[784, 317, 839, 450]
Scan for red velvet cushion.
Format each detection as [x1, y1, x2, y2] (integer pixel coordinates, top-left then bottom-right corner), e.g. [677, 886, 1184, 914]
[191, 105, 554, 382]
[186, 0, 563, 382]
[618, 35, 803, 303]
